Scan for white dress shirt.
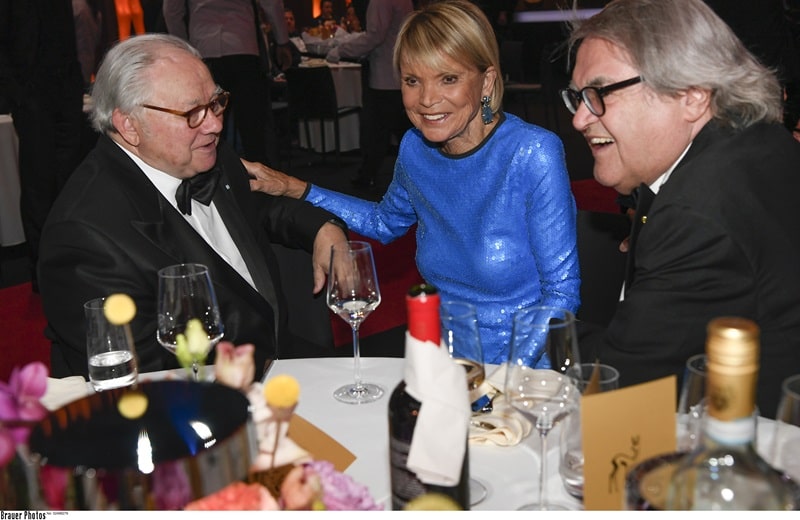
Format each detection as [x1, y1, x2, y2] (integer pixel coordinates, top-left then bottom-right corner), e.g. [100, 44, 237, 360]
[118, 144, 256, 289]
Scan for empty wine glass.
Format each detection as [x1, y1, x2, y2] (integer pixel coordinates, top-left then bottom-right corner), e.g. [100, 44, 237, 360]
[677, 353, 707, 451]
[770, 374, 800, 481]
[157, 263, 224, 380]
[327, 241, 383, 404]
[441, 300, 488, 506]
[504, 306, 581, 511]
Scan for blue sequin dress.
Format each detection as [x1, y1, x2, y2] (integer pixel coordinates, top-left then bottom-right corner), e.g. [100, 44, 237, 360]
[305, 112, 581, 364]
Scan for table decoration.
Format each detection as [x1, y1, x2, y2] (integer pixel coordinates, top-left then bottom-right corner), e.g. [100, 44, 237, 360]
[0, 362, 48, 509]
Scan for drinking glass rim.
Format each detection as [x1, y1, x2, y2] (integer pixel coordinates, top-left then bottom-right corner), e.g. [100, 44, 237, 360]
[157, 262, 210, 278]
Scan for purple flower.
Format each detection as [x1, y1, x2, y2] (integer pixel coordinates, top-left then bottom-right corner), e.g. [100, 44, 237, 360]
[0, 362, 49, 466]
[306, 460, 382, 511]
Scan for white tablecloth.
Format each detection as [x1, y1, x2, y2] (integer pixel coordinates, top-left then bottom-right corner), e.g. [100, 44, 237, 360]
[44, 358, 799, 511]
[0, 114, 25, 246]
[262, 357, 581, 511]
[297, 61, 362, 153]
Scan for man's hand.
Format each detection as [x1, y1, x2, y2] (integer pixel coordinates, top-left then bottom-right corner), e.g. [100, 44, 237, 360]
[243, 158, 308, 199]
[311, 222, 349, 293]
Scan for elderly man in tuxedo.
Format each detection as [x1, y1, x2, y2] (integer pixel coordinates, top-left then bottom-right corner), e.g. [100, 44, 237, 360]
[38, 34, 348, 380]
[568, 0, 800, 418]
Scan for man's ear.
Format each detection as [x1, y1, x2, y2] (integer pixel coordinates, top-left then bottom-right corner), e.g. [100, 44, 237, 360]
[682, 86, 712, 123]
[112, 108, 141, 146]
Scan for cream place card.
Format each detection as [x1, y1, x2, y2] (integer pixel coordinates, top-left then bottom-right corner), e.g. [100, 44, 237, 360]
[581, 376, 676, 510]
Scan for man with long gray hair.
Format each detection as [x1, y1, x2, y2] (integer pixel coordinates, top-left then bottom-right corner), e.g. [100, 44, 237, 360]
[566, 0, 800, 418]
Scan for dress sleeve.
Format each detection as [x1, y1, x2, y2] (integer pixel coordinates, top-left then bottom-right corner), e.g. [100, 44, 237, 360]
[525, 131, 581, 314]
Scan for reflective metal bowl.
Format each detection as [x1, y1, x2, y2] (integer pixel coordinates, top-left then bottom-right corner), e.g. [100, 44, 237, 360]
[27, 380, 255, 510]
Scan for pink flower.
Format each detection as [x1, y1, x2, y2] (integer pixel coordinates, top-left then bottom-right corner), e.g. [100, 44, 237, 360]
[0, 362, 48, 466]
[214, 342, 255, 391]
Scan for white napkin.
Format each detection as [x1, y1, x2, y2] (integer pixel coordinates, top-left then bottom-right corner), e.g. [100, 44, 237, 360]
[41, 376, 92, 411]
[404, 332, 471, 486]
[468, 365, 532, 446]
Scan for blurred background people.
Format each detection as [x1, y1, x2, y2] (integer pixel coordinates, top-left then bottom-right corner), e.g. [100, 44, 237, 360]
[325, 0, 414, 190]
[0, 0, 87, 292]
[163, 0, 294, 167]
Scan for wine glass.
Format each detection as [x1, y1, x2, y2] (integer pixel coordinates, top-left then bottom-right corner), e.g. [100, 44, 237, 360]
[676, 353, 707, 451]
[327, 241, 383, 404]
[157, 263, 224, 380]
[440, 300, 488, 506]
[769, 374, 800, 481]
[504, 306, 581, 510]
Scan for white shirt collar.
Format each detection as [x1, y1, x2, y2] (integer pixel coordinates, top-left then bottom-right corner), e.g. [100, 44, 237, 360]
[648, 142, 692, 195]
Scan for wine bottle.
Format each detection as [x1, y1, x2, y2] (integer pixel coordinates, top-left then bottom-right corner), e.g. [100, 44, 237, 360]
[388, 284, 470, 510]
[665, 317, 797, 510]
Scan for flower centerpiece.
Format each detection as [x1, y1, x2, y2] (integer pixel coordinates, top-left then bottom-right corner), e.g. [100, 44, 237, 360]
[198, 343, 382, 511]
[0, 362, 49, 508]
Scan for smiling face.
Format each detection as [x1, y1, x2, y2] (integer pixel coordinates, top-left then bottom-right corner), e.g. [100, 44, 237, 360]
[112, 49, 223, 179]
[400, 53, 496, 155]
[569, 37, 712, 194]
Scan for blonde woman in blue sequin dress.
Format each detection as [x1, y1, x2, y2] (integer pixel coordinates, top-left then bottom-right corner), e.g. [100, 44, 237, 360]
[245, 0, 580, 364]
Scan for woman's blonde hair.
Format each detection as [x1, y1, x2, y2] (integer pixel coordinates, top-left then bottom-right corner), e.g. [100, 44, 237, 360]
[393, 0, 503, 114]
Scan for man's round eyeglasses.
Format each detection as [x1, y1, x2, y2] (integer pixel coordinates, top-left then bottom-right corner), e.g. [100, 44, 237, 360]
[141, 90, 230, 128]
[560, 76, 642, 117]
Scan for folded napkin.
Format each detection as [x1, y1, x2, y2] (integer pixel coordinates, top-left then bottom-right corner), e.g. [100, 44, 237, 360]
[468, 365, 532, 447]
[41, 376, 92, 411]
[404, 332, 471, 486]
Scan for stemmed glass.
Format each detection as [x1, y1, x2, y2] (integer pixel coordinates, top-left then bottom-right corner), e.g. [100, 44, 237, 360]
[327, 241, 383, 404]
[504, 306, 581, 510]
[440, 300, 488, 507]
[157, 263, 224, 380]
[770, 374, 800, 481]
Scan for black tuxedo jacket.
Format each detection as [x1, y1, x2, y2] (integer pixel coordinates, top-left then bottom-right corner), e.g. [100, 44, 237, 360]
[39, 135, 339, 379]
[580, 121, 800, 418]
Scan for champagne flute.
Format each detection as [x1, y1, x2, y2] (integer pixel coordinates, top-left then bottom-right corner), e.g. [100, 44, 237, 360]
[327, 241, 383, 404]
[504, 306, 581, 511]
[157, 263, 224, 380]
[441, 300, 488, 506]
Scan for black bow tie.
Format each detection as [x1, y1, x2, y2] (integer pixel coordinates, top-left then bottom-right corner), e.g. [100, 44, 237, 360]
[175, 169, 220, 215]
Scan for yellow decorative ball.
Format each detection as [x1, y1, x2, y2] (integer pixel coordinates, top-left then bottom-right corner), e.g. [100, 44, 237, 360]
[117, 390, 148, 419]
[404, 493, 462, 511]
[263, 374, 300, 408]
[104, 293, 137, 325]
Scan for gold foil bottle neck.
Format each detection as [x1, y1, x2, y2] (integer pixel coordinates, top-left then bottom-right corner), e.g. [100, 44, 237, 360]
[706, 317, 759, 368]
[705, 317, 759, 421]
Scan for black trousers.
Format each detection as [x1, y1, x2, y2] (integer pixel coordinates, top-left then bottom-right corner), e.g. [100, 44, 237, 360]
[357, 87, 410, 181]
[13, 79, 84, 276]
[205, 54, 278, 167]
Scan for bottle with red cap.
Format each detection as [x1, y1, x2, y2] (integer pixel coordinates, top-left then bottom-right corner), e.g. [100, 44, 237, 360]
[387, 283, 470, 510]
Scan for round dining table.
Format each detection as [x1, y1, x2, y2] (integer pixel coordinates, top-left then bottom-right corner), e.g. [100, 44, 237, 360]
[43, 357, 799, 511]
[263, 356, 582, 511]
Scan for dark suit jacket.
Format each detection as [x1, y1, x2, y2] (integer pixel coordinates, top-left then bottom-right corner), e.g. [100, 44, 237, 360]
[580, 121, 800, 418]
[39, 135, 340, 380]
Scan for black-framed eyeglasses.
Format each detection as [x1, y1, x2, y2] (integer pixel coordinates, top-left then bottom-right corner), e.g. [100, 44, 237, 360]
[141, 90, 230, 128]
[560, 76, 642, 117]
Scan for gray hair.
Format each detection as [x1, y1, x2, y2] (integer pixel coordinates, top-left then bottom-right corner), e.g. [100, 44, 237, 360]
[393, 0, 503, 114]
[90, 34, 203, 134]
[568, 0, 783, 129]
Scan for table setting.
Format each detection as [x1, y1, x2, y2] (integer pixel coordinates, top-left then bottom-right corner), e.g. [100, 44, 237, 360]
[1, 246, 799, 510]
